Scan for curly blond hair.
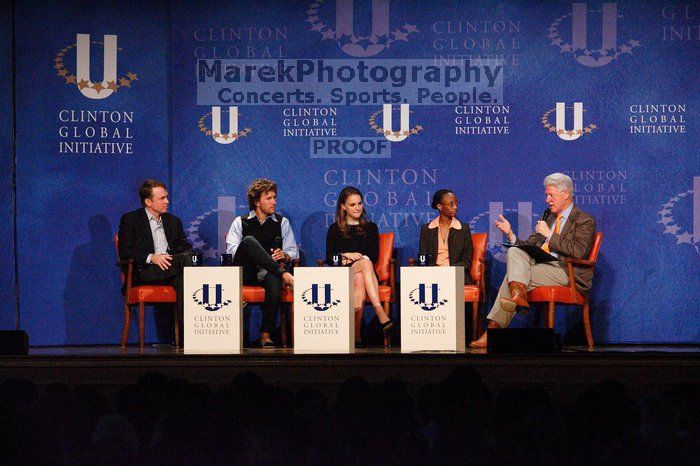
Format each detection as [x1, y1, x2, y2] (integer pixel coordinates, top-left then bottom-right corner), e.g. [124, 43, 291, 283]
[246, 178, 277, 210]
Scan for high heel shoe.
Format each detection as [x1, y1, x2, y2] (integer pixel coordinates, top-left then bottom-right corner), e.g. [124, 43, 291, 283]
[381, 319, 395, 333]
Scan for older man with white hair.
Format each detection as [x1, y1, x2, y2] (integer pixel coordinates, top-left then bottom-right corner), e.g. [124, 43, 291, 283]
[470, 173, 596, 348]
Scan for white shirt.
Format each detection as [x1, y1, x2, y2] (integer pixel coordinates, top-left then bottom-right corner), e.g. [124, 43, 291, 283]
[145, 208, 168, 264]
[225, 211, 299, 260]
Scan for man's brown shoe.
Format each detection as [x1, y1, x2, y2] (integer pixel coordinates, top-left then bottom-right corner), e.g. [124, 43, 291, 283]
[500, 281, 529, 313]
[469, 320, 501, 348]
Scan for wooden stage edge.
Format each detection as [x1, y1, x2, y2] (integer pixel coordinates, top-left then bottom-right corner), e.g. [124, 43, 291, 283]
[1, 345, 698, 404]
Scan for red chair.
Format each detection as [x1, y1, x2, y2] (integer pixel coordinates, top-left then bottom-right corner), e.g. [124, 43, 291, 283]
[114, 234, 179, 350]
[409, 232, 488, 342]
[318, 232, 396, 347]
[242, 262, 297, 347]
[526, 232, 603, 347]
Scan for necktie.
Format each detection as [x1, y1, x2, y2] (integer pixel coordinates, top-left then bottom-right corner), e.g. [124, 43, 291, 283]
[541, 214, 562, 253]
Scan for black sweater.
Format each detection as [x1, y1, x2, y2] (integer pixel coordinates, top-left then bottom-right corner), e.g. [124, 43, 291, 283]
[325, 222, 379, 264]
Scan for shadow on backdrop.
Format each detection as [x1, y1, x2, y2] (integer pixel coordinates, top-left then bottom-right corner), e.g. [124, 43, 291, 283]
[64, 215, 122, 345]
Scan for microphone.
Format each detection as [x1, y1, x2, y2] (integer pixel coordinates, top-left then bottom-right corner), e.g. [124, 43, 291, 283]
[537, 208, 551, 238]
[273, 236, 285, 263]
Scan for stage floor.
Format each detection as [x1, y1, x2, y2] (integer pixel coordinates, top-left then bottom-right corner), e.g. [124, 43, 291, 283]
[2, 344, 698, 404]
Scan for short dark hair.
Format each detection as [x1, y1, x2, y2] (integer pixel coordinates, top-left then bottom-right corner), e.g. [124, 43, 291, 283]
[431, 189, 454, 209]
[139, 179, 167, 205]
[247, 178, 277, 210]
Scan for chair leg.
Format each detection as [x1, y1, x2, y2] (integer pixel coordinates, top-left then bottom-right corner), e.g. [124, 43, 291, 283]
[173, 304, 180, 349]
[121, 304, 131, 349]
[471, 301, 479, 342]
[289, 302, 294, 348]
[383, 301, 391, 348]
[547, 301, 555, 328]
[280, 305, 288, 348]
[138, 302, 146, 350]
[582, 300, 594, 347]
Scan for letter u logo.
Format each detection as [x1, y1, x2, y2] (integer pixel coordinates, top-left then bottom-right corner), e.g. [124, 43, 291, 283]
[212, 106, 239, 144]
[419, 284, 438, 305]
[336, 0, 390, 57]
[572, 3, 618, 67]
[76, 34, 117, 99]
[312, 284, 332, 305]
[555, 102, 584, 141]
[382, 104, 410, 142]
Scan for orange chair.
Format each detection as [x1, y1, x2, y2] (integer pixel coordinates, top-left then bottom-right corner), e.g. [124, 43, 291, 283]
[318, 232, 396, 347]
[114, 234, 179, 350]
[409, 232, 488, 342]
[242, 261, 297, 347]
[526, 232, 603, 347]
[466, 233, 488, 341]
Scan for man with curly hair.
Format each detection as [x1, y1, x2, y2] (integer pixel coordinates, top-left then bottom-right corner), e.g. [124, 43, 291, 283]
[226, 178, 297, 348]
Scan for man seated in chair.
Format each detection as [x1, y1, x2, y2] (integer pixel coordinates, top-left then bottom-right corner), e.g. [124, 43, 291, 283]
[225, 178, 296, 348]
[118, 179, 192, 338]
[470, 173, 595, 348]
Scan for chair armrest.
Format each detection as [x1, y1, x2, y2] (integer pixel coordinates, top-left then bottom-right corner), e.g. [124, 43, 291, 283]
[316, 259, 325, 266]
[565, 257, 596, 267]
[117, 259, 134, 267]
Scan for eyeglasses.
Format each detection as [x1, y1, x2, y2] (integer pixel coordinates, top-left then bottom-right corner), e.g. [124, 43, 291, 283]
[545, 191, 562, 200]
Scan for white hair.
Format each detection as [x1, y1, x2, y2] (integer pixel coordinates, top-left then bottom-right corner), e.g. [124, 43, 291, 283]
[543, 173, 574, 196]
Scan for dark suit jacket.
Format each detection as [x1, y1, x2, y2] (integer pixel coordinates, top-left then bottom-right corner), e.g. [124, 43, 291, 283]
[516, 205, 596, 292]
[118, 208, 191, 273]
[418, 219, 475, 284]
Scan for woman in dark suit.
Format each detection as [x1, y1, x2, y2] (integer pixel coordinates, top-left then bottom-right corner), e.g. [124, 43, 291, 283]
[418, 189, 474, 284]
[326, 186, 394, 345]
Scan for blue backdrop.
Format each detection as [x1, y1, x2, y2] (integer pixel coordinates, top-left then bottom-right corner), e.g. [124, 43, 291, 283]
[0, 2, 15, 330]
[3, 0, 699, 345]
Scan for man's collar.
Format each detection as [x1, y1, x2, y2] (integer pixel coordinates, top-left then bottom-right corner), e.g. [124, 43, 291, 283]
[557, 203, 574, 220]
[247, 210, 279, 222]
[145, 207, 161, 223]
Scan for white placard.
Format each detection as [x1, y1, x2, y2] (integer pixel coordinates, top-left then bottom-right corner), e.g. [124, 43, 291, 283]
[184, 266, 242, 353]
[293, 267, 354, 352]
[400, 266, 465, 352]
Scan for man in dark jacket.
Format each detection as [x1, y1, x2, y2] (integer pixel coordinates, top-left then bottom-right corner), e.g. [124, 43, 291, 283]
[118, 179, 192, 338]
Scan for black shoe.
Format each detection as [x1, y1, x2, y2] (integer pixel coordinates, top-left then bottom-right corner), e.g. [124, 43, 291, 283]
[260, 338, 275, 348]
[381, 320, 395, 334]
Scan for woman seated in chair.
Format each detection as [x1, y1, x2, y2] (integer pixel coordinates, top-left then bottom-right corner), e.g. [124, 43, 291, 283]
[326, 186, 394, 346]
[418, 189, 475, 284]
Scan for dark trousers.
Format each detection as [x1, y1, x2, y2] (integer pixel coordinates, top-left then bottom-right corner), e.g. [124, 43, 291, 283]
[137, 252, 192, 335]
[233, 236, 286, 335]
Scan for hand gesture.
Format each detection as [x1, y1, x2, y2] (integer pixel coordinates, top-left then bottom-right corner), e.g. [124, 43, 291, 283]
[495, 214, 512, 237]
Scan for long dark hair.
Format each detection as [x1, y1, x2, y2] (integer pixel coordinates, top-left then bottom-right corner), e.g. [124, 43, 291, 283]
[335, 186, 368, 239]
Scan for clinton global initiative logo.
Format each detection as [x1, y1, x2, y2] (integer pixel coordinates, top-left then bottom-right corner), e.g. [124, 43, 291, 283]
[54, 34, 139, 99]
[541, 103, 597, 141]
[306, 0, 418, 57]
[198, 107, 252, 144]
[368, 105, 423, 142]
[659, 177, 700, 255]
[469, 202, 539, 263]
[409, 284, 448, 311]
[548, 3, 641, 67]
[187, 196, 242, 260]
[192, 284, 233, 311]
[301, 284, 342, 311]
